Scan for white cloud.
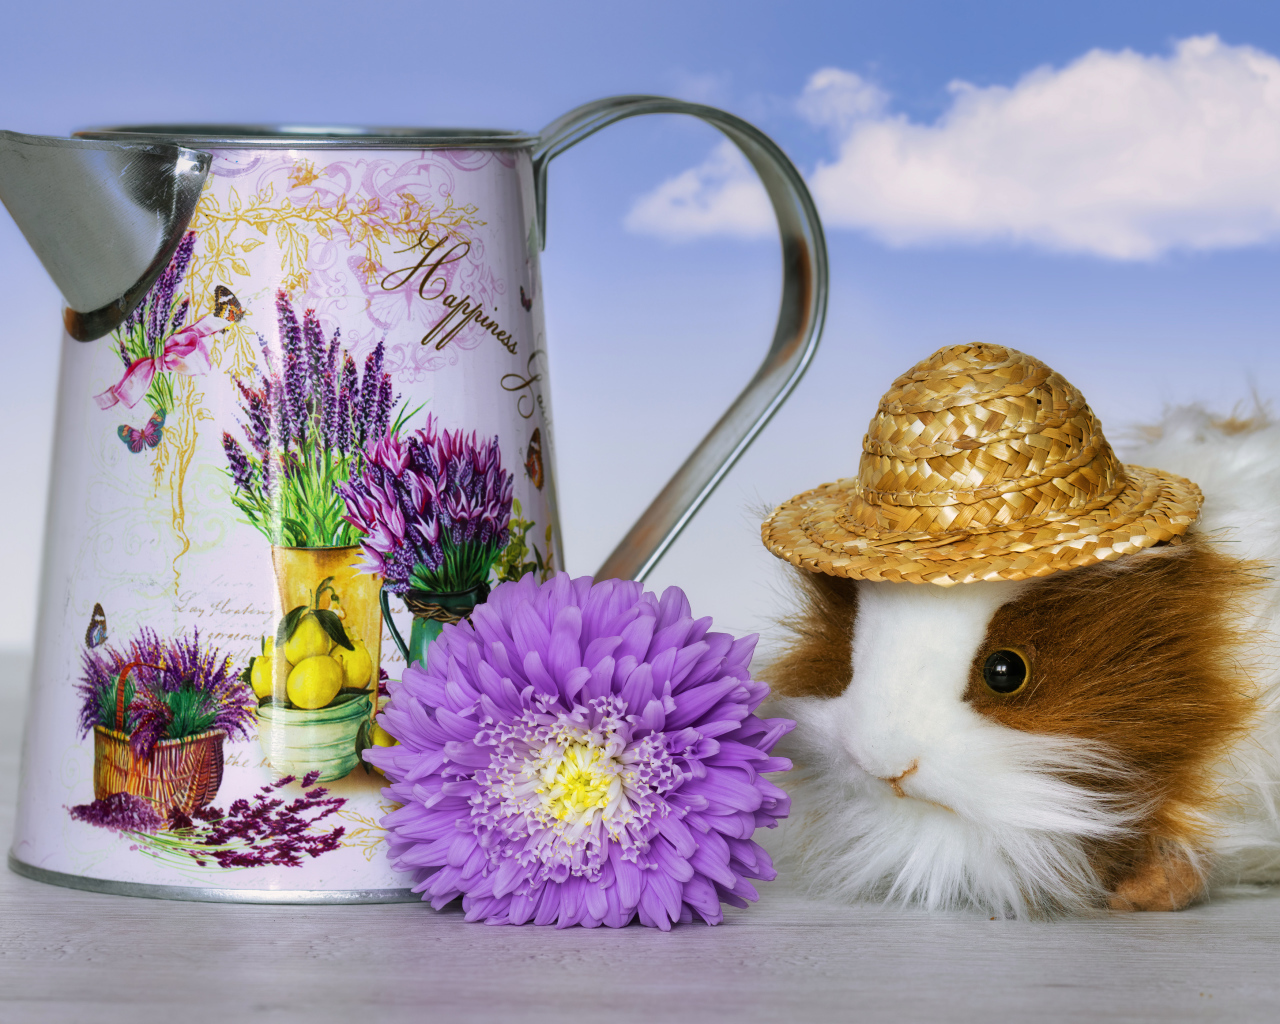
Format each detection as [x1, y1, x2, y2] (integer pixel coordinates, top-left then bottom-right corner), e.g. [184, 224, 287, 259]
[796, 67, 888, 134]
[623, 140, 774, 241]
[628, 36, 1280, 260]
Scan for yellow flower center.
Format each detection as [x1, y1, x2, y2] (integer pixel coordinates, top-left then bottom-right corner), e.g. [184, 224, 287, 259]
[538, 742, 615, 821]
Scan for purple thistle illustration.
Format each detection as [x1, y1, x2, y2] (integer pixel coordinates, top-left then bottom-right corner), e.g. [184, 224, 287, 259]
[367, 573, 794, 928]
[337, 413, 514, 594]
[224, 292, 399, 547]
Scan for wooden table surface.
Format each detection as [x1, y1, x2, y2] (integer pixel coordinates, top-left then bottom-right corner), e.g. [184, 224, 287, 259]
[1, 652, 1276, 1023]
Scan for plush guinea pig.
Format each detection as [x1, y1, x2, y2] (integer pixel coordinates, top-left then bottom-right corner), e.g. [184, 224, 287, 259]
[760, 343, 1280, 916]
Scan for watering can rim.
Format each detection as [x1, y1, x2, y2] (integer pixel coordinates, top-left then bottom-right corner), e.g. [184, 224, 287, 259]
[76, 124, 538, 150]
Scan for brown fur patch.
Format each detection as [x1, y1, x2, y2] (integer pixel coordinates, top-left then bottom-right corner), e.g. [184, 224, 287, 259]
[966, 539, 1264, 908]
[1107, 843, 1203, 912]
[1133, 404, 1271, 442]
[766, 568, 858, 699]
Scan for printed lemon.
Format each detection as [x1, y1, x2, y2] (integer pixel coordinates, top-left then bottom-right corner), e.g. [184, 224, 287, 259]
[333, 638, 372, 689]
[249, 655, 274, 699]
[286, 655, 344, 710]
[283, 614, 332, 664]
[369, 718, 397, 775]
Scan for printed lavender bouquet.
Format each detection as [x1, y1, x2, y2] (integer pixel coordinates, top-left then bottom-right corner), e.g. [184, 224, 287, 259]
[337, 413, 514, 596]
[76, 627, 256, 760]
[222, 291, 402, 547]
[96, 230, 225, 416]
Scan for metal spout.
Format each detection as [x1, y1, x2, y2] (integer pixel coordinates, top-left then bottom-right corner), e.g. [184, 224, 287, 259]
[0, 130, 210, 341]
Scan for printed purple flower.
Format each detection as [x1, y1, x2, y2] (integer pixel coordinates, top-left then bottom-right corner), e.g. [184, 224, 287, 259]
[223, 293, 398, 547]
[77, 627, 256, 760]
[169, 297, 190, 335]
[355, 341, 387, 451]
[69, 774, 346, 870]
[336, 353, 358, 456]
[222, 433, 255, 492]
[181, 772, 346, 869]
[233, 378, 272, 458]
[109, 229, 200, 414]
[367, 573, 794, 929]
[277, 292, 308, 446]
[337, 413, 513, 594]
[144, 230, 196, 351]
[68, 793, 164, 835]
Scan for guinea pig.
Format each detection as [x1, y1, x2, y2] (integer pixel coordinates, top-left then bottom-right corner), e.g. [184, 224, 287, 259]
[760, 342, 1280, 917]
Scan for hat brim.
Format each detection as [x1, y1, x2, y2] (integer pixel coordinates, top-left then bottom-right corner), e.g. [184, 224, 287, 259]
[761, 465, 1203, 586]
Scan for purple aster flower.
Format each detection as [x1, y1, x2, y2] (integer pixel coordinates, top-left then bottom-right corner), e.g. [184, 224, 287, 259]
[367, 573, 794, 929]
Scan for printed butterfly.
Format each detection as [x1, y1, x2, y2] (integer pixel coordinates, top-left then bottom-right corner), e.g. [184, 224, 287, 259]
[118, 408, 166, 453]
[524, 427, 544, 490]
[520, 286, 533, 312]
[214, 285, 246, 322]
[85, 603, 108, 648]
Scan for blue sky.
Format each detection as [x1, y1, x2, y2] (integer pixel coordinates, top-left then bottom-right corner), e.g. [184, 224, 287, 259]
[2, 0, 1280, 648]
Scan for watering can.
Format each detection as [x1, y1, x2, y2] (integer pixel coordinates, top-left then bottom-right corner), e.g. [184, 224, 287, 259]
[0, 96, 827, 902]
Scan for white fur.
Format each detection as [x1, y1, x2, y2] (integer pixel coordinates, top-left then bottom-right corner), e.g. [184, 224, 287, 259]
[773, 408, 1280, 914]
[1124, 410, 1280, 885]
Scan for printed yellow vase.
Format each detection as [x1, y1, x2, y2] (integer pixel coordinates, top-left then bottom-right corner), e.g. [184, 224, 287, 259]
[260, 545, 383, 781]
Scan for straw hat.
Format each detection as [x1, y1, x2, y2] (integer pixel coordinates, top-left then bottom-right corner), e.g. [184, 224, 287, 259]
[762, 343, 1203, 586]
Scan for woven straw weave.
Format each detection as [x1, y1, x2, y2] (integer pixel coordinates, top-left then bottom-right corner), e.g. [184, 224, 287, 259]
[762, 343, 1203, 586]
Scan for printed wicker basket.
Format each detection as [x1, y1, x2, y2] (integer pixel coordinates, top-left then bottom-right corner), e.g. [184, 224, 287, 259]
[92, 726, 226, 817]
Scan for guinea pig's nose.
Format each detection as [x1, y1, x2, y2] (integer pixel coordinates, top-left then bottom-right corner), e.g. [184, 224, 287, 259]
[876, 761, 919, 798]
[849, 749, 921, 795]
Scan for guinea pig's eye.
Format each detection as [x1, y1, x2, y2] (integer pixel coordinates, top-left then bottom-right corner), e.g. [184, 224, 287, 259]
[983, 649, 1029, 695]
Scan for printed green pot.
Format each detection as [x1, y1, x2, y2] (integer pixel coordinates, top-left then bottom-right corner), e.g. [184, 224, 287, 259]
[382, 584, 489, 669]
[256, 694, 372, 782]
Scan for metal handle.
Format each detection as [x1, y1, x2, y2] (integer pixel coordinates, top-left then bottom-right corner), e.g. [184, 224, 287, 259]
[533, 95, 828, 582]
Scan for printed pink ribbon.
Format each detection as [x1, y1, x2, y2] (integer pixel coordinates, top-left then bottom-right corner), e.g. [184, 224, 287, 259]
[94, 315, 229, 410]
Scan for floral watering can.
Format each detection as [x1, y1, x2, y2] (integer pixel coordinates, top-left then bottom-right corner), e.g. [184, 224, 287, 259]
[0, 97, 827, 903]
